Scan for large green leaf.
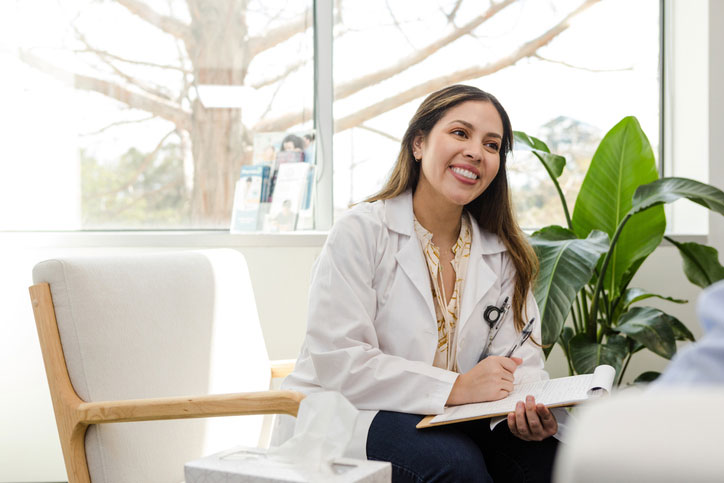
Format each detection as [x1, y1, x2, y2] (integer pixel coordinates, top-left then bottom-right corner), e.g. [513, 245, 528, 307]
[620, 287, 687, 308]
[664, 313, 695, 342]
[513, 131, 567, 178]
[612, 287, 687, 325]
[631, 177, 724, 216]
[569, 333, 627, 376]
[634, 371, 661, 384]
[665, 237, 724, 288]
[614, 307, 676, 359]
[515, 131, 572, 228]
[572, 117, 665, 297]
[530, 227, 609, 346]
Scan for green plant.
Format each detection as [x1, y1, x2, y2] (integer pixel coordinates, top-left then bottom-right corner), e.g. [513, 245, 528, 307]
[516, 116, 724, 384]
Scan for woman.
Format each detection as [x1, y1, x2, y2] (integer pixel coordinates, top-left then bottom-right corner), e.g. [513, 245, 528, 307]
[280, 85, 560, 482]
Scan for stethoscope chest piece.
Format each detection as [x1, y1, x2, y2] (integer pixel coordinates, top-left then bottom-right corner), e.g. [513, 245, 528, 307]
[483, 296, 510, 327]
[483, 303, 505, 326]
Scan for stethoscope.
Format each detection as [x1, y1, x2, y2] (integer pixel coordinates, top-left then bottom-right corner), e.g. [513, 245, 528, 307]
[478, 296, 510, 361]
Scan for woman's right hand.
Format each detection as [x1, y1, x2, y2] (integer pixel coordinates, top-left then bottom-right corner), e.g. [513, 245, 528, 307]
[446, 356, 522, 406]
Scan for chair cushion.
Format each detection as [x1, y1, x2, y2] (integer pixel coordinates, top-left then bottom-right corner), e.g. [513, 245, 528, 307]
[33, 249, 271, 483]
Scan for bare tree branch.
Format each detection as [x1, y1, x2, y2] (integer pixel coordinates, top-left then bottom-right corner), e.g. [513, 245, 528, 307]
[115, 0, 192, 45]
[247, 7, 313, 58]
[358, 124, 401, 143]
[534, 53, 633, 72]
[334, 0, 601, 132]
[385, 0, 417, 50]
[334, 0, 517, 100]
[258, 0, 598, 134]
[446, 0, 465, 24]
[81, 114, 157, 136]
[248, 57, 310, 89]
[19, 50, 192, 131]
[75, 48, 191, 73]
[73, 28, 175, 101]
[252, 107, 313, 132]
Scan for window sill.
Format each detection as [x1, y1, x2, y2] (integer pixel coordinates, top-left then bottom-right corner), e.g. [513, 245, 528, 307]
[0, 230, 329, 249]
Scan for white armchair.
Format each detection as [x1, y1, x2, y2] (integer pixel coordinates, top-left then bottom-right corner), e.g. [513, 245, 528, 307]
[29, 249, 303, 483]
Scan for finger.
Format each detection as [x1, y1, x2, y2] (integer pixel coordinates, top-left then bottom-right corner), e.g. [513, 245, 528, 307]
[525, 396, 543, 436]
[510, 356, 523, 366]
[502, 380, 514, 393]
[500, 371, 515, 383]
[536, 404, 558, 433]
[500, 357, 521, 373]
[507, 412, 518, 435]
[514, 401, 529, 437]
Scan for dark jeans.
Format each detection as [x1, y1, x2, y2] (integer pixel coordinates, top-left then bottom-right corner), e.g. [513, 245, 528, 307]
[366, 411, 559, 483]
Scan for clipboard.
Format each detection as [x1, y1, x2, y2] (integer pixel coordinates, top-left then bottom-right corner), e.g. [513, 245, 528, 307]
[417, 365, 615, 429]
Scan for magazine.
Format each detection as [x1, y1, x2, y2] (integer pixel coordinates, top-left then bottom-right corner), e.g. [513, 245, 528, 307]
[251, 130, 315, 204]
[229, 165, 269, 232]
[265, 162, 313, 232]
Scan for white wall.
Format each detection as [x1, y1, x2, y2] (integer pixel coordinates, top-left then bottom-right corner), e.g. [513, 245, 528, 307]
[709, 0, 724, 253]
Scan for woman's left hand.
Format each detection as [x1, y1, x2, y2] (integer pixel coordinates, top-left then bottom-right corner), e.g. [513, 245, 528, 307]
[507, 395, 558, 441]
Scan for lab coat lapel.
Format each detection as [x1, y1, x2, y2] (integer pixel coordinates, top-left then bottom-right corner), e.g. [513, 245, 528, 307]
[458, 218, 499, 335]
[384, 192, 436, 322]
[395, 234, 436, 321]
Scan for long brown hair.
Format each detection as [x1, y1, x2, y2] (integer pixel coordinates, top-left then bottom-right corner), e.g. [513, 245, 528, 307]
[366, 84, 538, 332]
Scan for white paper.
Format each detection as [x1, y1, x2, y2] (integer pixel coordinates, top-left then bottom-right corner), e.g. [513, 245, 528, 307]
[429, 365, 615, 425]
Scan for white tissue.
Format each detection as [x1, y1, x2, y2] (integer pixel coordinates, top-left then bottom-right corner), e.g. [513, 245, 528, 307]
[267, 391, 359, 474]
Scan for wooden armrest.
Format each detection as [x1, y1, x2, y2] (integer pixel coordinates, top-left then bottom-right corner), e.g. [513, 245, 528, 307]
[270, 359, 296, 379]
[77, 390, 305, 425]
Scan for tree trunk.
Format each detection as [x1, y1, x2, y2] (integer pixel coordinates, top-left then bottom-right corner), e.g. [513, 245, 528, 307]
[187, 0, 249, 225]
[189, 102, 246, 225]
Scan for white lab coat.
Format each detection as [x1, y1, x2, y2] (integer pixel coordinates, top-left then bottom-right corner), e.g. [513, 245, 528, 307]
[277, 190, 551, 459]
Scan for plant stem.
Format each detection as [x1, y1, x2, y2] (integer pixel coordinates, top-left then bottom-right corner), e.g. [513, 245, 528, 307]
[617, 351, 633, 385]
[538, 154, 573, 230]
[574, 293, 584, 333]
[570, 298, 580, 331]
[567, 353, 574, 376]
[581, 284, 590, 335]
[588, 213, 632, 340]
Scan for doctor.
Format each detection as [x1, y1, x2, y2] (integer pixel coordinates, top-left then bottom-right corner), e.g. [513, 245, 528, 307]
[281, 85, 559, 482]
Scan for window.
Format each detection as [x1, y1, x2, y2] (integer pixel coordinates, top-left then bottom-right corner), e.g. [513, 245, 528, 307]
[1, 0, 313, 230]
[331, 0, 661, 229]
[0, 0, 664, 232]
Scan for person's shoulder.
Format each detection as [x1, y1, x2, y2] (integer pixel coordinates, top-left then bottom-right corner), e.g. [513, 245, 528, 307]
[468, 215, 507, 255]
[333, 199, 385, 230]
[327, 199, 387, 246]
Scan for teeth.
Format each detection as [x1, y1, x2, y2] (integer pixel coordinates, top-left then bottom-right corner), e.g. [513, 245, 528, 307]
[451, 167, 478, 180]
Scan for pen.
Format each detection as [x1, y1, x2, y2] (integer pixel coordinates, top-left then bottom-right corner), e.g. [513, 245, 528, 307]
[504, 317, 535, 358]
[478, 297, 510, 361]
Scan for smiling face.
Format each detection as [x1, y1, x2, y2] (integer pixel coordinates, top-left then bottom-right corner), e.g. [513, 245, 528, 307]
[412, 100, 503, 211]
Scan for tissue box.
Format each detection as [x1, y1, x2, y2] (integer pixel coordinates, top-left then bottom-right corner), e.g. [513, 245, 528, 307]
[184, 446, 391, 483]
